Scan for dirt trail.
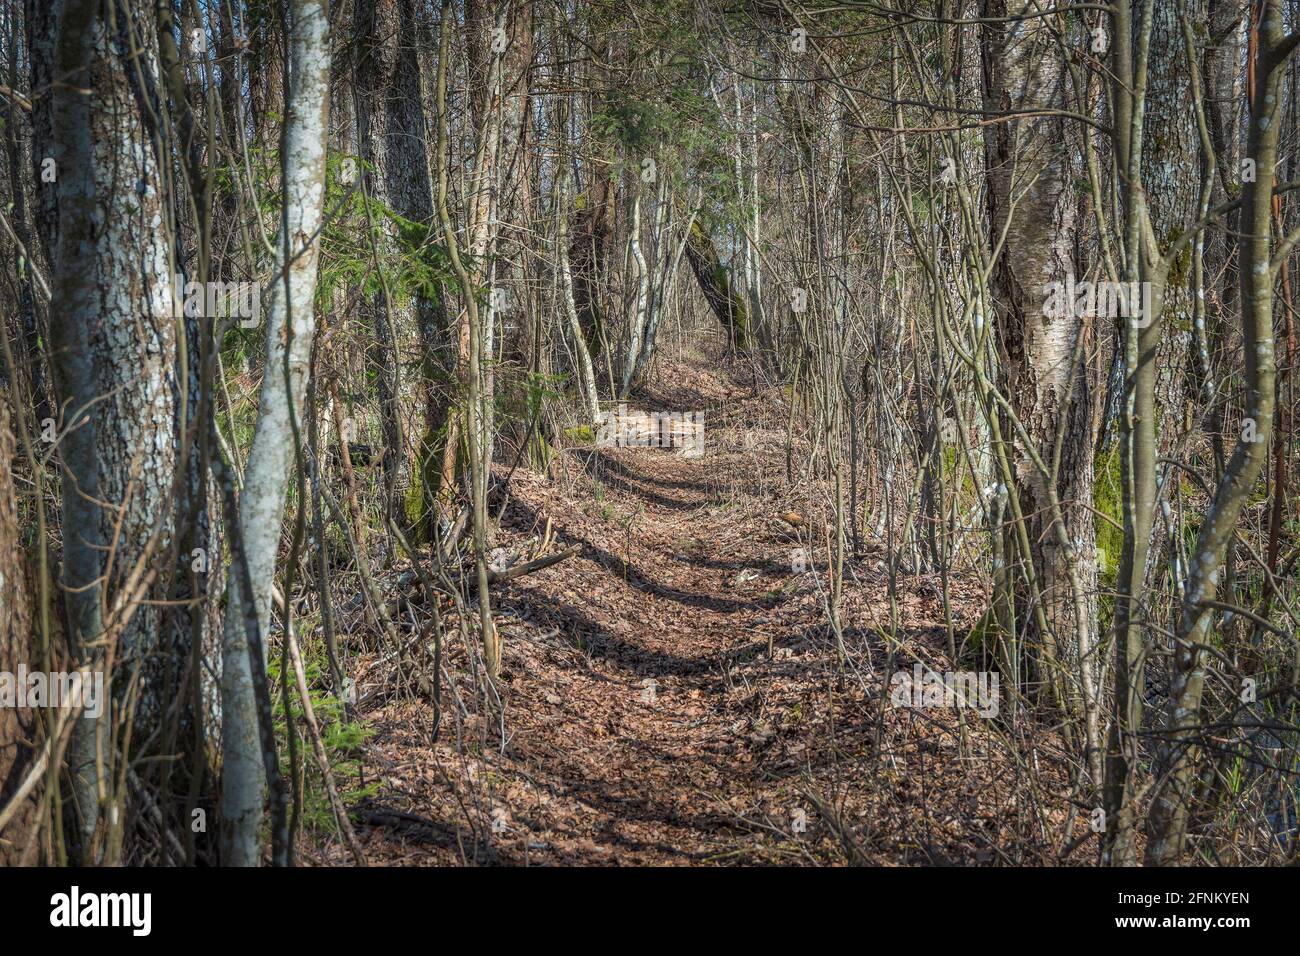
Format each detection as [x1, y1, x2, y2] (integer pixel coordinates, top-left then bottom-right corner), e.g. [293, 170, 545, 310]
[343, 354, 1073, 866]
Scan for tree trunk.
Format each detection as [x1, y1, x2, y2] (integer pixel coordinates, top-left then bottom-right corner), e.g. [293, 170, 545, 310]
[684, 218, 750, 348]
[219, 0, 330, 867]
[353, 0, 444, 536]
[0, 399, 34, 865]
[41, 0, 180, 861]
[1146, 0, 1286, 864]
[982, 0, 1097, 734]
[620, 188, 651, 397]
[557, 166, 600, 423]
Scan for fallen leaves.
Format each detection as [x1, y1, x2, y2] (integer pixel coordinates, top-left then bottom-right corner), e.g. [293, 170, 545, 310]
[333, 356, 1074, 867]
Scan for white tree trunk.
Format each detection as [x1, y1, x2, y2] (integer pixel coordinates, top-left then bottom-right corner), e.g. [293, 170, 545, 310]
[557, 171, 600, 423]
[620, 190, 651, 397]
[219, 0, 331, 866]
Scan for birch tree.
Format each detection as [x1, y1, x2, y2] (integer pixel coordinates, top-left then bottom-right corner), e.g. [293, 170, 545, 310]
[981, 0, 1098, 744]
[219, 0, 331, 866]
[38, 0, 180, 861]
[1145, 0, 1292, 864]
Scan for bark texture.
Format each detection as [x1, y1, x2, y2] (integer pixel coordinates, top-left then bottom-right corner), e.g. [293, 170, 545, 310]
[982, 1, 1098, 715]
[219, 0, 331, 866]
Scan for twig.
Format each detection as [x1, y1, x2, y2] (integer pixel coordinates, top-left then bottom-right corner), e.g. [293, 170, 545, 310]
[488, 545, 582, 584]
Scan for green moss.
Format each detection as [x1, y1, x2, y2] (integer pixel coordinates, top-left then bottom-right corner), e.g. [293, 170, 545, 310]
[403, 461, 429, 543]
[400, 424, 448, 545]
[525, 431, 553, 472]
[688, 219, 749, 345]
[1094, 447, 1123, 584]
[966, 607, 994, 655]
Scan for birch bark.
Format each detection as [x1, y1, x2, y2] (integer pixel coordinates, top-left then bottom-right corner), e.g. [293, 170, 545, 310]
[219, 0, 330, 866]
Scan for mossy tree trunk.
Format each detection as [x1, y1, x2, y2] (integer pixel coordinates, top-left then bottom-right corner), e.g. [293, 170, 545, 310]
[684, 219, 749, 348]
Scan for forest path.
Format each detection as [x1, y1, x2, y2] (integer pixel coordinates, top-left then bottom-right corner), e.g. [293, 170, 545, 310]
[348, 351, 1055, 866]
